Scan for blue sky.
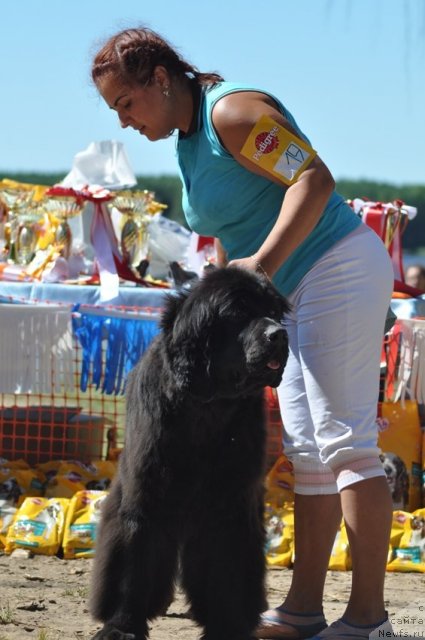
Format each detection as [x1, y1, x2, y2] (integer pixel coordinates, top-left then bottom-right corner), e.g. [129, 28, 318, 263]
[1, 0, 424, 185]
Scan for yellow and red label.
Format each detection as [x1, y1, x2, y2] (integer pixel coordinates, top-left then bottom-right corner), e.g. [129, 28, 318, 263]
[240, 114, 317, 185]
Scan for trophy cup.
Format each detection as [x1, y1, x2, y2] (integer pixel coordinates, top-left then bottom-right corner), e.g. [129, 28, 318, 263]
[43, 189, 85, 258]
[111, 190, 156, 275]
[0, 185, 36, 264]
[16, 202, 46, 265]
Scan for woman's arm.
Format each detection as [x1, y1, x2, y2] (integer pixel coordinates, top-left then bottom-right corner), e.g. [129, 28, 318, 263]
[214, 238, 228, 267]
[211, 91, 335, 277]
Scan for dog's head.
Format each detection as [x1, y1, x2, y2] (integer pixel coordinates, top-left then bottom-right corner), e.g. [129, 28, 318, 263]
[380, 452, 409, 506]
[161, 267, 290, 400]
[0, 478, 22, 503]
[86, 478, 111, 491]
[411, 516, 425, 534]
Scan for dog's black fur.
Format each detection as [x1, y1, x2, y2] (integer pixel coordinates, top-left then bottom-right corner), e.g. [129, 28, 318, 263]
[90, 267, 290, 640]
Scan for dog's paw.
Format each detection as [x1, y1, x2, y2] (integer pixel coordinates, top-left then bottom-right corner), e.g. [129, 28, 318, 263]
[91, 624, 137, 640]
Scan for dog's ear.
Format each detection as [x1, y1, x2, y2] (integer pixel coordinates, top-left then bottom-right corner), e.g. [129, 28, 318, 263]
[160, 290, 191, 333]
[166, 295, 216, 398]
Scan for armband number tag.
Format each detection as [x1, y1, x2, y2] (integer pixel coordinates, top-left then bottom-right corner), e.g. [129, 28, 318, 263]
[240, 114, 317, 185]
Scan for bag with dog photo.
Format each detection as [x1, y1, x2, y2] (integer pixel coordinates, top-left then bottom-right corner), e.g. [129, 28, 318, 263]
[264, 502, 294, 568]
[377, 401, 422, 512]
[387, 508, 425, 572]
[62, 490, 108, 559]
[386, 510, 409, 567]
[5, 496, 69, 556]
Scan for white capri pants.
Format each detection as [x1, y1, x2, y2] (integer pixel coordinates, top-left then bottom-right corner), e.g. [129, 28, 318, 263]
[277, 224, 394, 494]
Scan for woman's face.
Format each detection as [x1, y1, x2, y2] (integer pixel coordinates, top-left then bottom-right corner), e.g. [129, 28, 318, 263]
[97, 71, 175, 141]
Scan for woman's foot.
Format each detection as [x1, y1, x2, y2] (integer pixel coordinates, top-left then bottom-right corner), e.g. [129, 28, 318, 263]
[254, 607, 327, 639]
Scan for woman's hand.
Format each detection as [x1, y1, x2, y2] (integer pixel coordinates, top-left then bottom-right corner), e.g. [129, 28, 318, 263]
[228, 256, 256, 271]
[228, 255, 269, 278]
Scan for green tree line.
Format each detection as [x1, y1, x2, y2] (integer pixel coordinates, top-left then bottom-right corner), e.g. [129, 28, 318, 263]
[2, 172, 425, 252]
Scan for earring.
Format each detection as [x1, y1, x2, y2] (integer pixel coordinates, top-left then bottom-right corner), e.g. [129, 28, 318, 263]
[163, 87, 170, 97]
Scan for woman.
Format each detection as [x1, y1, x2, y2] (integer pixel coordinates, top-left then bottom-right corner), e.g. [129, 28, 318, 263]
[92, 27, 394, 639]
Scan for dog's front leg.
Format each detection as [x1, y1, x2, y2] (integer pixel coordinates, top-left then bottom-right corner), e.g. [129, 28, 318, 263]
[90, 478, 179, 640]
[89, 481, 151, 640]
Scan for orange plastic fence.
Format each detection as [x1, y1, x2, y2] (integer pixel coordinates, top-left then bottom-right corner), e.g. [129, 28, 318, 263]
[0, 304, 394, 468]
[0, 330, 125, 466]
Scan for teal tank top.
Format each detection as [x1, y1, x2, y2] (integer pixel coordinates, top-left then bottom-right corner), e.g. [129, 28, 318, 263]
[177, 81, 361, 296]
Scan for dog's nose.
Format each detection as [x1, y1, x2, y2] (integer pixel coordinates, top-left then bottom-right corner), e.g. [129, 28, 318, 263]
[264, 324, 286, 345]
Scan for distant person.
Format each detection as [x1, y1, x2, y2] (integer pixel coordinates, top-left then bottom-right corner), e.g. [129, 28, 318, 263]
[405, 264, 425, 291]
[90, 27, 394, 639]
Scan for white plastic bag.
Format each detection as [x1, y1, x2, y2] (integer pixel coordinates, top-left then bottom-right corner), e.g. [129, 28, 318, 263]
[60, 140, 136, 190]
[147, 214, 191, 279]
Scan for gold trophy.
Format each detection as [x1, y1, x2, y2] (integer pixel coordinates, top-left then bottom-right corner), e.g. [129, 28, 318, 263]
[43, 189, 85, 258]
[0, 185, 36, 264]
[111, 190, 157, 275]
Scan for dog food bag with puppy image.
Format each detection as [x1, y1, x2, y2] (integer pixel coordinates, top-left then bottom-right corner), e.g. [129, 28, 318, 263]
[5, 496, 69, 555]
[378, 400, 422, 511]
[63, 490, 108, 559]
[386, 510, 409, 566]
[264, 502, 294, 567]
[387, 508, 425, 572]
[0, 467, 45, 505]
[44, 460, 116, 498]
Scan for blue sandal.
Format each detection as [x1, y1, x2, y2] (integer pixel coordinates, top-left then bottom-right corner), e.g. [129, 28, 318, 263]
[254, 607, 327, 639]
[307, 612, 394, 639]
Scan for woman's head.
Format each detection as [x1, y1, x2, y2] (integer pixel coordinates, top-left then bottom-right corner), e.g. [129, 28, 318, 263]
[91, 27, 223, 139]
[94, 28, 187, 87]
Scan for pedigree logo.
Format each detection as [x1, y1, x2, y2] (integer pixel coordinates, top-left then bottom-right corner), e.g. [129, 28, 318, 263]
[376, 417, 390, 433]
[253, 127, 279, 161]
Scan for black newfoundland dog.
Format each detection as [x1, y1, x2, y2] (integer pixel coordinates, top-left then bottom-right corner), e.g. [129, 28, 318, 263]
[90, 267, 290, 640]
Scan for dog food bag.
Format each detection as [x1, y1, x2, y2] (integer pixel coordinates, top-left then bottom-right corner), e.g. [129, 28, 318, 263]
[387, 508, 425, 573]
[5, 496, 69, 555]
[45, 460, 116, 498]
[0, 458, 30, 470]
[378, 401, 422, 511]
[386, 510, 408, 566]
[82, 460, 116, 491]
[422, 430, 425, 507]
[36, 460, 64, 481]
[62, 490, 108, 559]
[328, 520, 351, 571]
[264, 502, 294, 567]
[0, 467, 45, 505]
[0, 498, 18, 548]
[44, 460, 97, 497]
[265, 454, 295, 507]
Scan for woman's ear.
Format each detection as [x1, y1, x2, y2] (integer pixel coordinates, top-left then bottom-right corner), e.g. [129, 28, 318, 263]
[153, 65, 170, 90]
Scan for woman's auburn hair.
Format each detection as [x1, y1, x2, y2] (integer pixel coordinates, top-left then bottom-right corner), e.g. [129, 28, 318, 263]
[91, 27, 224, 87]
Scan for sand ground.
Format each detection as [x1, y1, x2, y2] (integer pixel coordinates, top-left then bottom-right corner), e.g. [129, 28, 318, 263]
[0, 552, 424, 639]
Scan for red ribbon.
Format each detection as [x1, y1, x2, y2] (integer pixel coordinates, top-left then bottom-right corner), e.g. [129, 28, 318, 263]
[84, 187, 145, 287]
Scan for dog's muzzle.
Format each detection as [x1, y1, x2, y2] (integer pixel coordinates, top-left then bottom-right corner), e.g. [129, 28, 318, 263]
[263, 324, 287, 370]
